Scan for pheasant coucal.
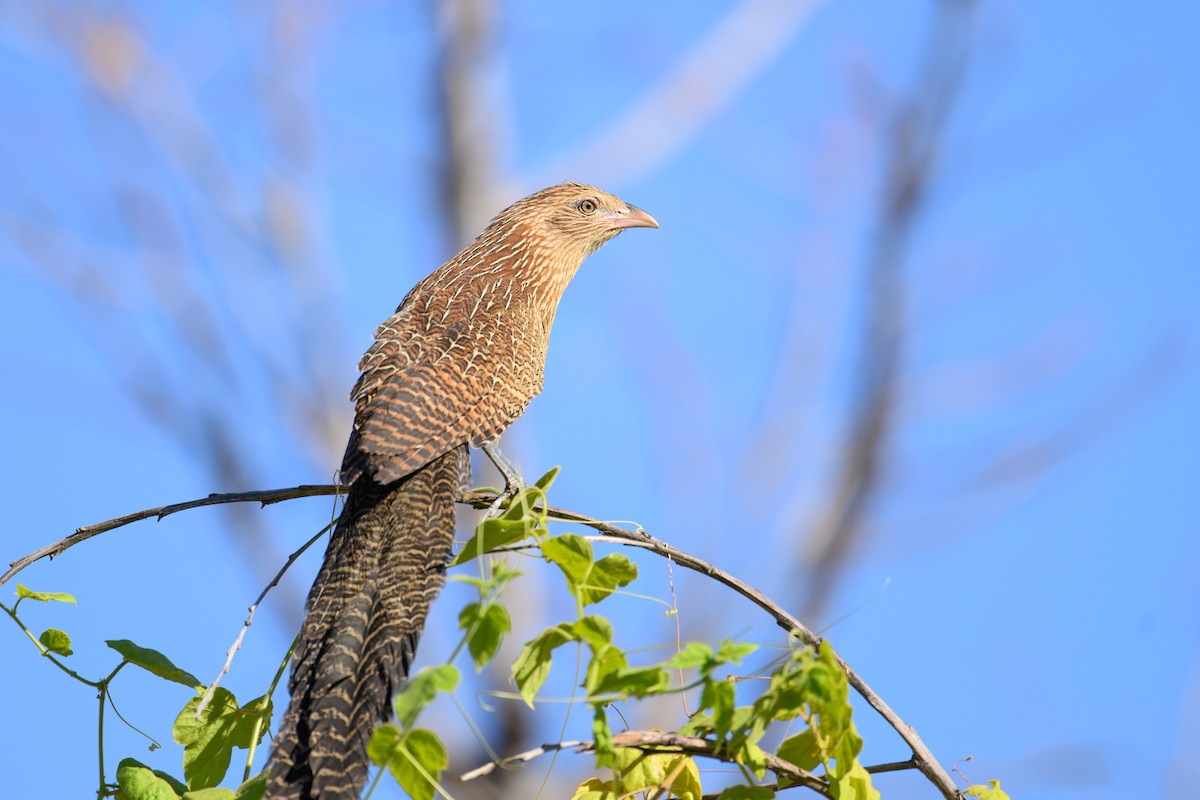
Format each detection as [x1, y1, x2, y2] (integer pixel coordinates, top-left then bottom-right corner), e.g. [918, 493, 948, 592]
[265, 183, 657, 800]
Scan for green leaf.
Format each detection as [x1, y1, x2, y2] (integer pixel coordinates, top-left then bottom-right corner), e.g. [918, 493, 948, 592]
[367, 723, 403, 767]
[678, 711, 714, 737]
[369, 727, 447, 800]
[512, 623, 576, 707]
[965, 780, 1011, 800]
[16, 584, 77, 604]
[716, 640, 758, 665]
[543, 534, 637, 606]
[39, 627, 73, 656]
[583, 642, 628, 696]
[534, 466, 560, 492]
[173, 689, 271, 790]
[233, 773, 266, 800]
[107, 639, 203, 689]
[458, 602, 511, 671]
[583, 554, 638, 605]
[572, 615, 614, 649]
[776, 729, 822, 780]
[399, 728, 448, 800]
[715, 786, 775, 800]
[739, 740, 768, 780]
[591, 665, 670, 699]
[542, 533, 592, 594]
[392, 665, 459, 729]
[829, 762, 879, 800]
[115, 758, 183, 800]
[449, 515, 538, 566]
[570, 777, 615, 800]
[592, 705, 614, 768]
[610, 749, 703, 800]
[701, 678, 736, 739]
[666, 755, 703, 800]
[181, 789, 235, 800]
[665, 642, 714, 671]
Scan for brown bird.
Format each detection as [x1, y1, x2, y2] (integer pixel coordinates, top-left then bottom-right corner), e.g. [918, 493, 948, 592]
[265, 183, 657, 800]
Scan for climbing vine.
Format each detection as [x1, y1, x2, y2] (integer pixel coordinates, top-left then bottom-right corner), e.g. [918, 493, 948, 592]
[2, 470, 1009, 800]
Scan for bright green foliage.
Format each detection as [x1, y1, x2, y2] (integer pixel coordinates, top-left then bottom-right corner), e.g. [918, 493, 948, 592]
[173, 689, 272, 790]
[39, 627, 72, 656]
[573, 749, 702, 800]
[542, 533, 637, 607]
[776, 729, 821, 772]
[114, 758, 264, 800]
[15, 583, 77, 605]
[966, 780, 1012, 800]
[676, 642, 877, 796]
[367, 665, 456, 800]
[512, 622, 576, 706]
[391, 664, 459, 729]
[5, 466, 1007, 800]
[229, 773, 266, 800]
[570, 777, 613, 800]
[458, 602, 511, 671]
[108, 639, 204, 689]
[666, 642, 717, 669]
[116, 758, 188, 800]
[590, 661, 670, 698]
[591, 706, 614, 766]
[450, 467, 560, 566]
[367, 725, 448, 800]
[830, 763, 879, 800]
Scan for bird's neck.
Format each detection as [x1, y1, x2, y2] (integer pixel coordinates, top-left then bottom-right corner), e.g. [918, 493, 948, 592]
[469, 224, 584, 324]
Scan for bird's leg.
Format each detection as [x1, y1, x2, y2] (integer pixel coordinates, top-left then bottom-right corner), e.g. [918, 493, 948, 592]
[481, 442, 525, 514]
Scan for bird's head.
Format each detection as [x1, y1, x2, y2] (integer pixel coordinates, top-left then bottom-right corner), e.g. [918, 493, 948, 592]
[489, 182, 658, 264]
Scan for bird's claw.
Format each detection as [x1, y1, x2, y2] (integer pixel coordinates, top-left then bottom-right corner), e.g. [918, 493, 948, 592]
[481, 442, 525, 518]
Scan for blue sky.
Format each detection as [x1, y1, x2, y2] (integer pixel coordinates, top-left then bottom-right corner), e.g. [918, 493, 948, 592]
[1, 3, 1197, 799]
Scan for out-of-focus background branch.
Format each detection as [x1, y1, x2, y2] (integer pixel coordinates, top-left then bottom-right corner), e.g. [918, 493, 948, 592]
[2, 2, 1196, 799]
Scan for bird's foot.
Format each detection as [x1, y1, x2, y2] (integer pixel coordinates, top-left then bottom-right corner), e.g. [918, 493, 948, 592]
[481, 442, 525, 517]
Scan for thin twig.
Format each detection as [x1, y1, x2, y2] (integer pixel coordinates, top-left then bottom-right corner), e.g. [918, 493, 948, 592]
[193, 518, 337, 718]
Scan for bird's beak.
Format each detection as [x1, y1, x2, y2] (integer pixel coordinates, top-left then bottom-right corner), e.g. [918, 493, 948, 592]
[609, 204, 659, 230]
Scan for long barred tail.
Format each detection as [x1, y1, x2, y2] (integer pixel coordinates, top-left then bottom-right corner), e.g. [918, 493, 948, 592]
[266, 445, 468, 800]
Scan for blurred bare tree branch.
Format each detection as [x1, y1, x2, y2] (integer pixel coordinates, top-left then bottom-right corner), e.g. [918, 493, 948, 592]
[525, 0, 827, 187]
[0, 2, 350, 625]
[797, 0, 976, 621]
[436, 0, 503, 245]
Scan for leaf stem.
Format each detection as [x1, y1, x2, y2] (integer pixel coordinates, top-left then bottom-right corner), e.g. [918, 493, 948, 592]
[0, 600, 101, 687]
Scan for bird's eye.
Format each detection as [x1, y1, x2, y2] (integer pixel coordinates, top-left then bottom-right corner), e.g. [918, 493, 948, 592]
[578, 198, 598, 214]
